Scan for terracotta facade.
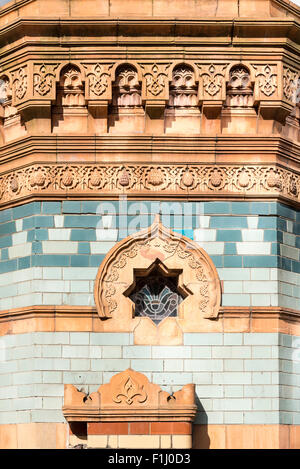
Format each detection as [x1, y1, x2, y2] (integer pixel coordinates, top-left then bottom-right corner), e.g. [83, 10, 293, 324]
[0, 0, 300, 449]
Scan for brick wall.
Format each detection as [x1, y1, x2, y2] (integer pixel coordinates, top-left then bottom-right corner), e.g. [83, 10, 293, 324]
[0, 332, 299, 426]
[1, 201, 299, 309]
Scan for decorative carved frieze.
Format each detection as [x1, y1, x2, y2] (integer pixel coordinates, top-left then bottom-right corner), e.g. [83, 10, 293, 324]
[63, 369, 197, 423]
[0, 163, 299, 206]
[197, 63, 228, 100]
[283, 66, 299, 103]
[252, 64, 278, 98]
[168, 64, 198, 108]
[83, 63, 113, 99]
[226, 65, 254, 108]
[112, 65, 142, 108]
[33, 63, 59, 98]
[11, 66, 28, 102]
[140, 63, 170, 99]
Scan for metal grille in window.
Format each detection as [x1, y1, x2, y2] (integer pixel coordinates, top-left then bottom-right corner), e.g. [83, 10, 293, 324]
[129, 275, 184, 325]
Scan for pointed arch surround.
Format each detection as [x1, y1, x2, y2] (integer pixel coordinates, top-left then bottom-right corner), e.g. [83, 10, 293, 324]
[94, 216, 221, 342]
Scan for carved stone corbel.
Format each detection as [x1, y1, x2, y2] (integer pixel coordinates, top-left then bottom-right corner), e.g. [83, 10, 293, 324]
[83, 63, 114, 133]
[252, 62, 295, 130]
[140, 63, 171, 132]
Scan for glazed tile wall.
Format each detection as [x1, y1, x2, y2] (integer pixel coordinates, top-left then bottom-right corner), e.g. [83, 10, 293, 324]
[1, 201, 300, 309]
[0, 332, 299, 425]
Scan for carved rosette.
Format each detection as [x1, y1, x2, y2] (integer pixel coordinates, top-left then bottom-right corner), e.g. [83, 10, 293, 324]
[180, 168, 195, 189]
[234, 168, 256, 191]
[264, 168, 283, 191]
[143, 167, 169, 191]
[29, 167, 50, 189]
[207, 167, 227, 191]
[57, 167, 79, 190]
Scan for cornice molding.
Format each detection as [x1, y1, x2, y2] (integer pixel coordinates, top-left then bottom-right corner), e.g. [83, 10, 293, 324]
[1, 306, 300, 335]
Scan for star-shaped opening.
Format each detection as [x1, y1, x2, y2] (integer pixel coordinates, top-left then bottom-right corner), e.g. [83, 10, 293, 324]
[123, 259, 191, 325]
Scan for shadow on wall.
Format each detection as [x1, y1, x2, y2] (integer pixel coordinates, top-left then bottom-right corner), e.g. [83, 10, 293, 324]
[192, 395, 211, 449]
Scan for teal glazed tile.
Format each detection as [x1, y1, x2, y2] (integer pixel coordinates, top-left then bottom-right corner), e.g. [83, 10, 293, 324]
[210, 217, 248, 229]
[224, 256, 242, 268]
[42, 202, 61, 215]
[204, 202, 232, 214]
[216, 230, 242, 242]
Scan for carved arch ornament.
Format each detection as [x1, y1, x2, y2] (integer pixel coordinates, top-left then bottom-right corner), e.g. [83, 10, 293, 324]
[94, 215, 221, 330]
[3, 60, 298, 109]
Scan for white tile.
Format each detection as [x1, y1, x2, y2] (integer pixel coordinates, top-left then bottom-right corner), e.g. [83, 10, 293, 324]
[194, 229, 216, 242]
[241, 229, 264, 242]
[42, 241, 77, 254]
[8, 243, 32, 258]
[90, 242, 116, 254]
[198, 216, 210, 228]
[12, 231, 27, 245]
[95, 229, 118, 241]
[236, 242, 271, 255]
[48, 229, 71, 241]
[196, 241, 224, 255]
[54, 215, 64, 228]
[247, 216, 259, 229]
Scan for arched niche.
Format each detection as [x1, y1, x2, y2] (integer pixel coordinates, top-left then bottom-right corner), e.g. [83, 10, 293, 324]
[94, 215, 221, 343]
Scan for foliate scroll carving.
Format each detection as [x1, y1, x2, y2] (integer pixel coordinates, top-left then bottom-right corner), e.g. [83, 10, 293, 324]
[83, 63, 113, 99]
[1, 164, 300, 205]
[226, 65, 253, 107]
[94, 215, 221, 322]
[283, 67, 298, 103]
[252, 64, 277, 97]
[168, 64, 198, 108]
[112, 65, 142, 108]
[113, 375, 147, 405]
[33, 63, 59, 97]
[197, 63, 228, 99]
[12, 66, 28, 101]
[140, 63, 170, 99]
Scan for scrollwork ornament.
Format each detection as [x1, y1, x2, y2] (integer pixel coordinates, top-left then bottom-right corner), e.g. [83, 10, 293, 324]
[253, 64, 277, 97]
[283, 67, 298, 103]
[198, 63, 228, 97]
[83, 63, 113, 97]
[113, 376, 147, 405]
[33, 64, 58, 97]
[141, 63, 170, 97]
[12, 67, 27, 100]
